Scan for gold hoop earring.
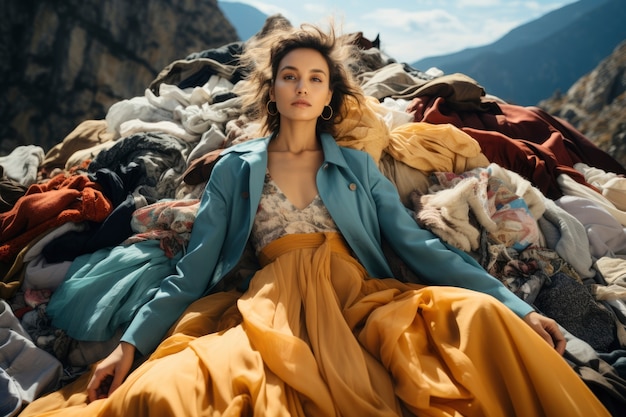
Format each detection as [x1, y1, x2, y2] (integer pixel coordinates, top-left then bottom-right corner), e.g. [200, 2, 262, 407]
[321, 105, 333, 121]
[266, 101, 278, 116]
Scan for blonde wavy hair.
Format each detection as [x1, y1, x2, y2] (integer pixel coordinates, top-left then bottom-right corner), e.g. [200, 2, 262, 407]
[236, 20, 364, 137]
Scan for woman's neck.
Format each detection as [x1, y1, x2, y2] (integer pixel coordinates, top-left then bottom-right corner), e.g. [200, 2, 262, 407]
[269, 121, 320, 154]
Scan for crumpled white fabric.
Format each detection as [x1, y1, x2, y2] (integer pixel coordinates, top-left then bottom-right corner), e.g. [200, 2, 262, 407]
[415, 176, 497, 252]
[537, 197, 596, 279]
[175, 95, 241, 135]
[556, 194, 626, 260]
[558, 173, 626, 227]
[106, 75, 238, 141]
[575, 162, 626, 211]
[0, 145, 45, 186]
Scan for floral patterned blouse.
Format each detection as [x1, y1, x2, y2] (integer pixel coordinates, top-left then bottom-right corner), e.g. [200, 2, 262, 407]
[250, 170, 339, 254]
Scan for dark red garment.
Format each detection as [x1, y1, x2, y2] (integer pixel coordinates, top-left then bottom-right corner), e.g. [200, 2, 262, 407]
[182, 148, 224, 185]
[407, 96, 626, 200]
[0, 173, 112, 262]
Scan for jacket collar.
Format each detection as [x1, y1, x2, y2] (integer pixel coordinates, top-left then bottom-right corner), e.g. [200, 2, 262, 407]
[319, 133, 349, 168]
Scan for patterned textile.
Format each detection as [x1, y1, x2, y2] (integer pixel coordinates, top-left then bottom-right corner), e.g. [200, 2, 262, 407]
[123, 199, 200, 258]
[250, 171, 338, 254]
[428, 166, 541, 251]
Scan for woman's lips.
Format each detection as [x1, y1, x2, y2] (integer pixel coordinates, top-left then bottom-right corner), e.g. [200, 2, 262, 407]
[292, 99, 311, 107]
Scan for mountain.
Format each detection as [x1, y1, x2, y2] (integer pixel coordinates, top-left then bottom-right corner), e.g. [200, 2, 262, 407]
[539, 40, 626, 167]
[218, 1, 268, 40]
[411, 0, 626, 105]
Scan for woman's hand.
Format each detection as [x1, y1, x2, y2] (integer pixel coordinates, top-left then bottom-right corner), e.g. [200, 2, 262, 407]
[523, 311, 566, 355]
[87, 341, 136, 402]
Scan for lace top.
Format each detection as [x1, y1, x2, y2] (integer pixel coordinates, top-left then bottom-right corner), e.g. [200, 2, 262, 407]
[250, 171, 339, 254]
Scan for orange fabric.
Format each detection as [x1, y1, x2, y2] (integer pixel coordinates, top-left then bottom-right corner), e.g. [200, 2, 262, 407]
[0, 173, 112, 262]
[21, 233, 610, 417]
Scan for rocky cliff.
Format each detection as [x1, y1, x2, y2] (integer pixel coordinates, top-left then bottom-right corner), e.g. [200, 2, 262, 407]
[0, 0, 239, 156]
[539, 40, 626, 167]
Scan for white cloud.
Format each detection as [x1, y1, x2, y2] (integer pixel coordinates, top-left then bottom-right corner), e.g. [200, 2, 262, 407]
[362, 8, 465, 35]
[357, 8, 477, 62]
[218, 0, 578, 62]
[456, 0, 503, 7]
[236, 0, 297, 22]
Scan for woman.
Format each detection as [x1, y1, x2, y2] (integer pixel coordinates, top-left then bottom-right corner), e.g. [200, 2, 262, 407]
[21, 23, 609, 417]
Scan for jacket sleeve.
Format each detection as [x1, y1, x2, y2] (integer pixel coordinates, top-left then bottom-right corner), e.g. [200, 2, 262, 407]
[120, 158, 232, 355]
[365, 155, 534, 318]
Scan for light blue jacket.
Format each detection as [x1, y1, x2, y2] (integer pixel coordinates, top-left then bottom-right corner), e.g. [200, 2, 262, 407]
[123, 133, 534, 355]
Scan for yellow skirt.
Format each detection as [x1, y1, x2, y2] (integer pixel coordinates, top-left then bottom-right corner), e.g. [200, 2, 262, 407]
[20, 232, 610, 417]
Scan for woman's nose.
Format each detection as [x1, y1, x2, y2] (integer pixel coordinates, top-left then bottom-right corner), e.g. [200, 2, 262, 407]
[296, 80, 308, 94]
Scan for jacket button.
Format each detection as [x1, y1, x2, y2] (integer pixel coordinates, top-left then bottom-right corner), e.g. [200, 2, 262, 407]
[349, 183, 357, 191]
[241, 191, 249, 199]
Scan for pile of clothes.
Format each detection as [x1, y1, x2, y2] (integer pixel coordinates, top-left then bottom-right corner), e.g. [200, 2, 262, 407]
[2, 14, 626, 417]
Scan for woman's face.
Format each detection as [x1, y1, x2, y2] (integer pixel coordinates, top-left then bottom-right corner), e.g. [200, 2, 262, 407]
[270, 48, 333, 123]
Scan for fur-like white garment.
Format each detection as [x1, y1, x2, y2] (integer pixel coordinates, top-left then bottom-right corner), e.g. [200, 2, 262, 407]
[412, 177, 497, 252]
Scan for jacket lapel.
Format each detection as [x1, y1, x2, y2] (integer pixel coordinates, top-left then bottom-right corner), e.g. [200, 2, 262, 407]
[239, 136, 271, 229]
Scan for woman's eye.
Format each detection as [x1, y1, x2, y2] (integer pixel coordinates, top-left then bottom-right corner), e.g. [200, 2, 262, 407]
[284, 74, 296, 80]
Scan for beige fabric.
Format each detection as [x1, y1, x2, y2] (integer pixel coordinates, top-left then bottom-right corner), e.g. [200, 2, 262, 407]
[576, 162, 626, 212]
[378, 152, 430, 207]
[336, 96, 488, 175]
[593, 256, 626, 301]
[41, 120, 115, 172]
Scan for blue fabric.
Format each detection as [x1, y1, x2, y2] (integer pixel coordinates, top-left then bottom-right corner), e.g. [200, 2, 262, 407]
[47, 240, 181, 341]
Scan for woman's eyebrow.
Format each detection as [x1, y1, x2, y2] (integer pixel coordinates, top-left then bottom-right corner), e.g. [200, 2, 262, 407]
[279, 65, 328, 75]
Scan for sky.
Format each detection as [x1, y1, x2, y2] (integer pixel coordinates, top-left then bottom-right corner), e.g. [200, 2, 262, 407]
[219, 0, 578, 63]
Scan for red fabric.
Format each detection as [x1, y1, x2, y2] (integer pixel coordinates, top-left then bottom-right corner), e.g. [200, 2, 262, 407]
[407, 96, 625, 200]
[0, 173, 113, 262]
[182, 148, 224, 185]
